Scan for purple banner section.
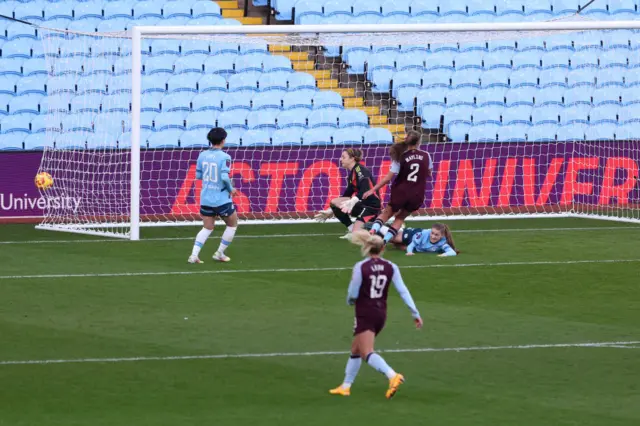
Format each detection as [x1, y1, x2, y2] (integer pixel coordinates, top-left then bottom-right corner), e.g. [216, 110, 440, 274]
[2, 142, 639, 220]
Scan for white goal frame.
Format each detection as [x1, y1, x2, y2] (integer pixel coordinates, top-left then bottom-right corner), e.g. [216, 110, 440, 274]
[37, 21, 640, 240]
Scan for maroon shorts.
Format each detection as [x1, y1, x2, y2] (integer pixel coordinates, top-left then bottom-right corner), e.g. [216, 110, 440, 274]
[353, 312, 387, 336]
[389, 191, 425, 213]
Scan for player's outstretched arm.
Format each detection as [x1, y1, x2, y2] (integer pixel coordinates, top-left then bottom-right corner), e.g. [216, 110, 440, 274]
[364, 171, 394, 199]
[346, 264, 363, 305]
[439, 244, 457, 257]
[391, 264, 421, 326]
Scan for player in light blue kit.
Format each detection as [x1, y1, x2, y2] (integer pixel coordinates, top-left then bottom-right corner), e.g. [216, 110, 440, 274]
[368, 222, 459, 257]
[188, 128, 239, 264]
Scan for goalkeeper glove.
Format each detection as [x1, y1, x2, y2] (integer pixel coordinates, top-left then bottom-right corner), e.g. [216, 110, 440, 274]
[340, 197, 360, 214]
[314, 208, 333, 222]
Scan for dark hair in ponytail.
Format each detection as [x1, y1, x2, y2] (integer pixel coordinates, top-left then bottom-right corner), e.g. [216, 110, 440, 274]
[344, 148, 363, 163]
[389, 131, 422, 162]
[432, 222, 460, 254]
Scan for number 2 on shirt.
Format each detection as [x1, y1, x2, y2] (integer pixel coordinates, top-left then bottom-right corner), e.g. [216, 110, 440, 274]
[407, 163, 420, 182]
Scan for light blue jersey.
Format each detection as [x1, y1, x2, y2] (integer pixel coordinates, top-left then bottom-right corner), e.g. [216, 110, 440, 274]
[406, 229, 457, 256]
[195, 148, 234, 207]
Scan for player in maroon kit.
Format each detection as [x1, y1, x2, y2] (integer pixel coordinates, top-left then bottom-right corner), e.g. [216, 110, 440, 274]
[364, 131, 433, 245]
[329, 231, 423, 399]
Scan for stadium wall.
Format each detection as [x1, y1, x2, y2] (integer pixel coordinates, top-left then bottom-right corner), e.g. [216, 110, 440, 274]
[1, 142, 639, 223]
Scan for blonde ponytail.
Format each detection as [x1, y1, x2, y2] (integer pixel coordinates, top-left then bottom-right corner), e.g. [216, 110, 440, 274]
[350, 230, 385, 257]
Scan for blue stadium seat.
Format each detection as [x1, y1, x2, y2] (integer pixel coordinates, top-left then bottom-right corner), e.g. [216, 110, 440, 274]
[451, 69, 482, 89]
[353, 0, 382, 17]
[30, 114, 59, 134]
[263, 56, 292, 73]
[599, 50, 629, 69]
[147, 130, 182, 149]
[247, 110, 278, 132]
[96, 19, 130, 32]
[324, 0, 355, 18]
[443, 105, 475, 129]
[15, 3, 44, 21]
[392, 69, 421, 98]
[566, 69, 596, 88]
[67, 20, 98, 33]
[454, 51, 484, 70]
[166, 74, 199, 94]
[204, 55, 236, 76]
[510, 68, 539, 88]
[426, 51, 456, 71]
[308, 109, 340, 128]
[0, 58, 22, 77]
[420, 69, 451, 89]
[85, 133, 118, 150]
[155, 112, 187, 131]
[476, 87, 506, 106]
[149, 39, 182, 57]
[382, 0, 410, 16]
[516, 37, 545, 52]
[54, 132, 90, 150]
[571, 51, 600, 69]
[192, 92, 224, 112]
[288, 72, 316, 91]
[483, 51, 513, 70]
[446, 86, 477, 106]
[338, 109, 368, 128]
[185, 111, 219, 131]
[1, 114, 31, 134]
[180, 129, 208, 148]
[573, 32, 603, 52]
[532, 104, 563, 125]
[274, 0, 296, 20]
[2, 39, 33, 59]
[144, 56, 175, 75]
[133, 2, 163, 19]
[251, 91, 284, 111]
[142, 75, 168, 95]
[410, 0, 438, 16]
[480, 69, 510, 89]
[192, 0, 222, 18]
[294, 0, 324, 24]
[473, 105, 504, 124]
[16, 76, 46, 96]
[228, 72, 260, 92]
[488, 39, 516, 53]
[23, 133, 48, 150]
[94, 112, 130, 134]
[180, 40, 210, 56]
[161, 92, 193, 113]
[271, 128, 304, 145]
[551, 0, 581, 14]
[541, 50, 571, 69]
[501, 105, 532, 125]
[563, 87, 593, 106]
[276, 109, 309, 129]
[417, 87, 447, 126]
[498, 123, 529, 142]
[364, 127, 393, 144]
[527, 123, 558, 142]
[222, 92, 252, 111]
[174, 56, 205, 75]
[512, 51, 542, 69]
[235, 54, 267, 73]
[70, 94, 101, 113]
[446, 121, 471, 141]
[196, 74, 226, 93]
[618, 103, 640, 123]
[8, 94, 43, 115]
[589, 105, 619, 124]
[217, 110, 249, 130]
[609, 0, 637, 14]
[602, 30, 632, 50]
[78, 75, 110, 96]
[259, 73, 289, 92]
[468, 0, 497, 16]
[61, 113, 95, 133]
[344, 45, 372, 74]
[539, 68, 567, 88]
[103, 2, 133, 20]
[585, 122, 618, 140]
[468, 123, 500, 142]
[560, 104, 590, 125]
[624, 69, 640, 88]
[163, 1, 193, 19]
[439, 0, 468, 16]
[241, 129, 272, 146]
[313, 91, 343, 110]
[544, 34, 574, 52]
[497, 0, 526, 15]
[332, 127, 365, 144]
[615, 122, 638, 140]
[367, 53, 396, 93]
[302, 128, 334, 145]
[592, 86, 621, 106]
[536, 87, 564, 106]
[283, 91, 313, 111]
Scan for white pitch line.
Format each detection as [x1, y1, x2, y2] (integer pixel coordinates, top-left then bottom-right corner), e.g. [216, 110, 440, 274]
[1, 226, 640, 245]
[1, 340, 637, 366]
[1, 258, 639, 281]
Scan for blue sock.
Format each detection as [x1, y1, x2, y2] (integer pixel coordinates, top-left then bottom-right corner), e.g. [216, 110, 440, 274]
[370, 219, 384, 233]
[343, 354, 361, 386]
[366, 352, 396, 379]
[383, 227, 398, 244]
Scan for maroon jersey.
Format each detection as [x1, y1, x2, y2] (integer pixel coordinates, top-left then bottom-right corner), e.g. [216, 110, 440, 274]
[351, 257, 395, 335]
[389, 148, 432, 213]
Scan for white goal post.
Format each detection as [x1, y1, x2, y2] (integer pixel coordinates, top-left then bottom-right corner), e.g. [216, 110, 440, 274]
[36, 20, 640, 240]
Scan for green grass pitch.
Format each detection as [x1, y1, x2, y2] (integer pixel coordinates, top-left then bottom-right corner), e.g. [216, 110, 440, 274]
[1, 218, 639, 426]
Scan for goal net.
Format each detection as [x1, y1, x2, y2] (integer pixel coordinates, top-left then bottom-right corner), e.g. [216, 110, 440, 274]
[36, 21, 640, 240]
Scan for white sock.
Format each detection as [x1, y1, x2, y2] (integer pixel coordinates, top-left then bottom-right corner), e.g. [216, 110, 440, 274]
[379, 225, 390, 236]
[347, 224, 354, 232]
[366, 353, 396, 380]
[217, 226, 237, 254]
[191, 228, 213, 257]
[342, 355, 362, 387]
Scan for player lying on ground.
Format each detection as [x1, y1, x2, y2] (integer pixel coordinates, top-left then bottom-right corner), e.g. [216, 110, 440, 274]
[329, 230, 423, 399]
[363, 131, 433, 245]
[367, 222, 459, 257]
[314, 148, 381, 239]
[188, 128, 239, 264]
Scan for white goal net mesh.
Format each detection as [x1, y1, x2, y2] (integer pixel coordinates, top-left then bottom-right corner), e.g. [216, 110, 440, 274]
[36, 24, 640, 239]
